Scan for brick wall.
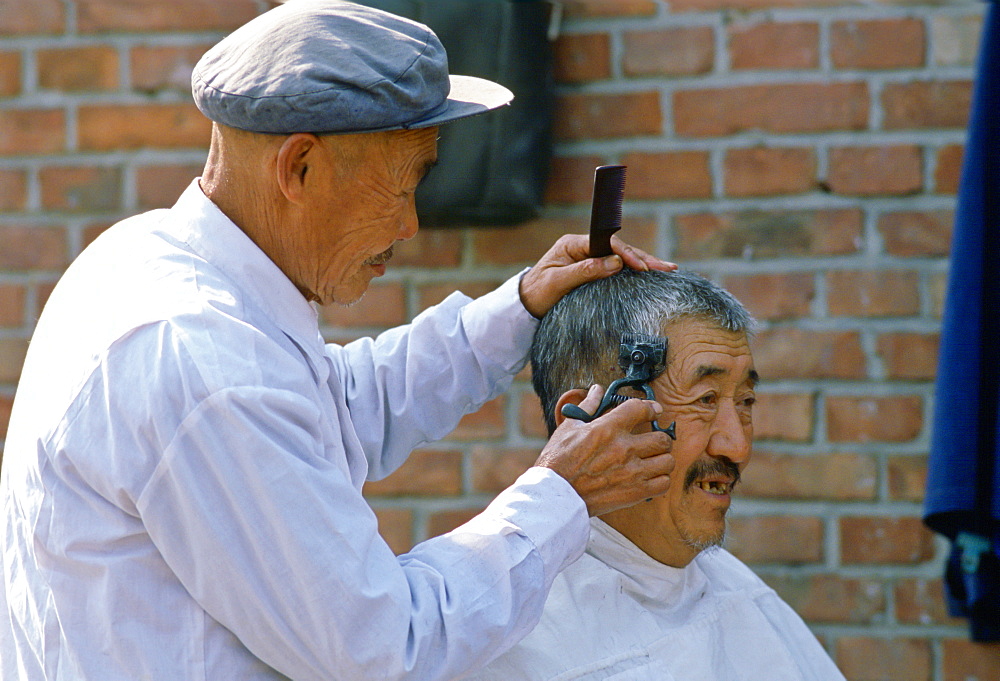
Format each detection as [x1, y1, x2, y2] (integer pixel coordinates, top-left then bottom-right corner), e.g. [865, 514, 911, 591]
[1, 0, 998, 678]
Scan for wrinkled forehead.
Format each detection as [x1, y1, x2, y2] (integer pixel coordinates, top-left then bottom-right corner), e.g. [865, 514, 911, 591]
[661, 317, 756, 386]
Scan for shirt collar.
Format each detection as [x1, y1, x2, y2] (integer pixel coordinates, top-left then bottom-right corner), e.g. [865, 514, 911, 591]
[169, 179, 327, 362]
[588, 517, 708, 611]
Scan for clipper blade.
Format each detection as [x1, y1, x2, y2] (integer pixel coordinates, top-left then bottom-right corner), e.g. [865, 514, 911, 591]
[618, 332, 667, 379]
[589, 165, 627, 258]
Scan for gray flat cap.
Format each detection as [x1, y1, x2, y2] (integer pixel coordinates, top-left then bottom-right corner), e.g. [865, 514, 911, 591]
[192, 0, 513, 134]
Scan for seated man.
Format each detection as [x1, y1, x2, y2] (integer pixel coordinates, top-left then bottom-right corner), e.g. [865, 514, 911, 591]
[467, 268, 846, 681]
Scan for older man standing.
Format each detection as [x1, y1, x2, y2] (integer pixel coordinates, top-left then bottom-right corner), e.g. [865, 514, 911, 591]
[468, 268, 846, 681]
[0, 2, 677, 680]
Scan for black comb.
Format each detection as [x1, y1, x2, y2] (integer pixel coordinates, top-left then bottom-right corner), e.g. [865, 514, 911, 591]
[589, 165, 627, 258]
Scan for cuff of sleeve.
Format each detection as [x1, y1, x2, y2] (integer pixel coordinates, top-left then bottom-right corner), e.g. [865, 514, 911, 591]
[485, 466, 589, 579]
[459, 269, 538, 374]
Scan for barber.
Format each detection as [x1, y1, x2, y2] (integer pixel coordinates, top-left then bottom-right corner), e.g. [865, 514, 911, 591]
[0, 2, 675, 680]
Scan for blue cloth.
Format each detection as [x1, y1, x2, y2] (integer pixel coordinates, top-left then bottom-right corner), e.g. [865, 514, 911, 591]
[924, 0, 1000, 643]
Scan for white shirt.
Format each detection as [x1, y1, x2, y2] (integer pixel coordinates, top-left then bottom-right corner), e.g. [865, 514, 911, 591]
[465, 518, 846, 681]
[1, 180, 589, 681]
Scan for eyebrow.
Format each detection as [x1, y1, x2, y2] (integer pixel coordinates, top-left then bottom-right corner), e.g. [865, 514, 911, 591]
[417, 158, 439, 182]
[694, 365, 760, 387]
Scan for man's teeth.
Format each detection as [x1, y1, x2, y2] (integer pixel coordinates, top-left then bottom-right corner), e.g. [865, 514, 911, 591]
[697, 481, 731, 495]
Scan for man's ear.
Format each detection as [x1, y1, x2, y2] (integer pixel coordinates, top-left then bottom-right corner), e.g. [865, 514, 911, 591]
[553, 388, 591, 428]
[275, 133, 319, 204]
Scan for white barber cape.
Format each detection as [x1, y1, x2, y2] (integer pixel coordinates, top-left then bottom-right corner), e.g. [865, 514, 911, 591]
[0, 180, 589, 681]
[465, 518, 846, 681]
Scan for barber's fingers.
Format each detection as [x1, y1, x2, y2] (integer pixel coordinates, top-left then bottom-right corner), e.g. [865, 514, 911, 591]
[608, 235, 677, 274]
[594, 394, 668, 435]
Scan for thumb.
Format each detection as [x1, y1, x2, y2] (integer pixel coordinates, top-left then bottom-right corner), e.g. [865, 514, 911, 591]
[578, 384, 606, 415]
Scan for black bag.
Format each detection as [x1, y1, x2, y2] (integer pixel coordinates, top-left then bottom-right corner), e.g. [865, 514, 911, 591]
[356, 0, 557, 226]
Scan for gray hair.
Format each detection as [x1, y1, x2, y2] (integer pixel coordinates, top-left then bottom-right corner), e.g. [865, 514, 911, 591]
[530, 268, 756, 435]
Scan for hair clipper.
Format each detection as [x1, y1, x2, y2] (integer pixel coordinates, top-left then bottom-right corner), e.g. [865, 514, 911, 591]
[561, 332, 676, 439]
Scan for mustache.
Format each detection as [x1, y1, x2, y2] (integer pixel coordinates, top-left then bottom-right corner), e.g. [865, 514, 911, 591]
[364, 246, 394, 266]
[683, 458, 742, 491]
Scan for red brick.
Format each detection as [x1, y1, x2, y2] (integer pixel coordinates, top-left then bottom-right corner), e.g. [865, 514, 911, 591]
[729, 21, 819, 71]
[78, 104, 211, 151]
[882, 81, 974, 130]
[77, 0, 260, 33]
[319, 283, 406, 328]
[0, 338, 29, 383]
[544, 155, 607, 205]
[831, 19, 925, 70]
[623, 27, 714, 77]
[723, 147, 816, 197]
[0, 0, 65, 35]
[763, 574, 885, 624]
[555, 91, 662, 141]
[393, 228, 464, 268]
[674, 209, 863, 260]
[561, 0, 657, 18]
[835, 637, 931, 681]
[934, 144, 963, 195]
[0, 393, 12, 439]
[553, 33, 610, 84]
[81, 221, 114, 249]
[877, 333, 939, 380]
[827, 269, 920, 318]
[370, 508, 413, 555]
[827, 396, 923, 443]
[362, 450, 462, 497]
[135, 164, 201, 210]
[726, 515, 823, 564]
[932, 14, 984, 67]
[674, 82, 869, 137]
[930, 272, 947, 318]
[942, 639, 1000, 681]
[827, 145, 922, 196]
[131, 44, 212, 92]
[427, 506, 485, 538]
[416, 281, 502, 313]
[0, 109, 65, 155]
[878, 210, 953, 257]
[722, 272, 815, 321]
[750, 392, 814, 442]
[470, 446, 539, 493]
[0, 169, 27, 211]
[0, 51, 21, 96]
[473, 215, 656, 266]
[40, 166, 122, 212]
[840, 517, 935, 565]
[895, 578, 965, 626]
[518, 393, 549, 439]
[0, 225, 68, 271]
[752, 328, 866, 379]
[37, 46, 118, 92]
[33, 281, 57, 318]
[888, 455, 928, 503]
[672, 0, 844, 8]
[446, 396, 506, 442]
[740, 451, 877, 501]
[0, 284, 26, 327]
[620, 150, 712, 199]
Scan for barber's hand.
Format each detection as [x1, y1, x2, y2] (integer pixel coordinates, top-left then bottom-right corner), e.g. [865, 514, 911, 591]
[519, 234, 677, 319]
[534, 385, 675, 517]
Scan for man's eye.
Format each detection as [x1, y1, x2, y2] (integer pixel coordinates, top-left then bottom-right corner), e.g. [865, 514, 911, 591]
[742, 395, 756, 408]
[698, 393, 716, 405]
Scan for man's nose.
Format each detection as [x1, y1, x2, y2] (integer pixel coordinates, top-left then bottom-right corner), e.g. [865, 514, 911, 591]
[707, 400, 752, 464]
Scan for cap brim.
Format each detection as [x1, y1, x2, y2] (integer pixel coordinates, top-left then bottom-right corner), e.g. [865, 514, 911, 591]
[402, 74, 514, 130]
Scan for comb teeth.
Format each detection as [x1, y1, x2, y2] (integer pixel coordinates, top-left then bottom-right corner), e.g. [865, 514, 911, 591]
[589, 165, 627, 258]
